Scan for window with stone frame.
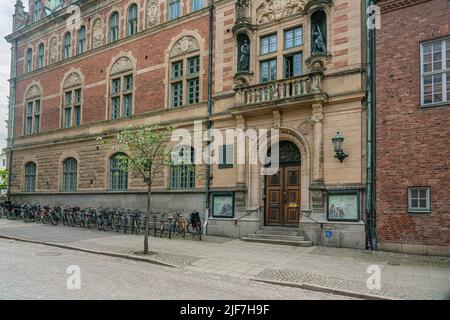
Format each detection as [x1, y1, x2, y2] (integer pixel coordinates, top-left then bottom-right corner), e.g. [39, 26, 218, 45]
[24, 162, 37, 192]
[421, 38, 450, 106]
[110, 57, 134, 119]
[77, 26, 86, 54]
[63, 88, 82, 128]
[25, 98, 41, 135]
[62, 158, 77, 192]
[408, 187, 431, 213]
[37, 43, 45, 69]
[191, 0, 203, 12]
[170, 56, 200, 107]
[170, 146, 195, 190]
[127, 4, 138, 36]
[25, 48, 33, 73]
[63, 32, 71, 60]
[109, 153, 129, 191]
[168, 0, 181, 20]
[109, 12, 120, 43]
[33, 0, 42, 22]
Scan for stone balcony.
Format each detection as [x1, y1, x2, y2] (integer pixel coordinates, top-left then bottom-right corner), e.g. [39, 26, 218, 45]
[234, 72, 324, 108]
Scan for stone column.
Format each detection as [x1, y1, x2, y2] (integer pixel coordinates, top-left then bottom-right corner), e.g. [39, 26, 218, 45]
[236, 115, 246, 186]
[311, 103, 325, 212]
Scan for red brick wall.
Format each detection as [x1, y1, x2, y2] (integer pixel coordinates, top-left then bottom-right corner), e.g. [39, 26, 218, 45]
[14, 2, 211, 137]
[376, 0, 450, 246]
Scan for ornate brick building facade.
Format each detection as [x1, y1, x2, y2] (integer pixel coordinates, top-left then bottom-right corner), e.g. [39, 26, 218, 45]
[376, 0, 450, 255]
[6, 0, 367, 248]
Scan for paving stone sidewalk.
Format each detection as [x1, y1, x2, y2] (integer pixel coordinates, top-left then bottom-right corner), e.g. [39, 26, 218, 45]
[1, 219, 449, 300]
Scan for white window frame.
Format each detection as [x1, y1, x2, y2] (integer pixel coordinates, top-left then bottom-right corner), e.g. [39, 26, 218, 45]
[420, 38, 450, 107]
[408, 187, 431, 213]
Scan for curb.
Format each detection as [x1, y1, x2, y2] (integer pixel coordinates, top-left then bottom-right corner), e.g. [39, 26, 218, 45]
[251, 278, 396, 300]
[0, 234, 180, 269]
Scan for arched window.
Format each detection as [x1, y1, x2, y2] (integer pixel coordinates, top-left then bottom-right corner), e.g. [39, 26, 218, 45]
[168, 0, 181, 20]
[63, 32, 71, 60]
[127, 4, 138, 36]
[110, 57, 134, 119]
[170, 146, 195, 190]
[169, 36, 201, 108]
[109, 12, 120, 43]
[24, 162, 37, 192]
[62, 158, 77, 192]
[63, 72, 83, 128]
[25, 48, 33, 73]
[37, 43, 45, 69]
[33, 0, 42, 22]
[110, 153, 128, 191]
[77, 26, 86, 54]
[24, 85, 41, 135]
[191, 0, 203, 12]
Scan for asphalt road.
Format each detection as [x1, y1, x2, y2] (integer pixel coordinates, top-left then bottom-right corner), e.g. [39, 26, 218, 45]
[0, 238, 349, 300]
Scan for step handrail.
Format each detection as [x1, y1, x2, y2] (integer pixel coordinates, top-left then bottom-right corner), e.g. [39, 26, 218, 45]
[235, 206, 264, 225]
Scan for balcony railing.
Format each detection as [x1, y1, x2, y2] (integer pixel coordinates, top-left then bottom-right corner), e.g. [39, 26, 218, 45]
[235, 73, 323, 107]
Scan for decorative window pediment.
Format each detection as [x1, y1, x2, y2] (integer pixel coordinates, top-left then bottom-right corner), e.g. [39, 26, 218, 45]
[111, 57, 133, 76]
[256, 0, 306, 24]
[26, 85, 41, 100]
[170, 36, 200, 58]
[64, 72, 82, 89]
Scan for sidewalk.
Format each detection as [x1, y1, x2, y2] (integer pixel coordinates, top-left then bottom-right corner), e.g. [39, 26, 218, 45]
[0, 219, 449, 300]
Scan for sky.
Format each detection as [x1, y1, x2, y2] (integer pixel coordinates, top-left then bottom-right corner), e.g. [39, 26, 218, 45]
[0, 0, 15, 151]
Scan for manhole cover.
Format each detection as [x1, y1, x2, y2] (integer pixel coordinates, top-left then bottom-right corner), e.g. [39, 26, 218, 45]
[35, 251, 63, 257]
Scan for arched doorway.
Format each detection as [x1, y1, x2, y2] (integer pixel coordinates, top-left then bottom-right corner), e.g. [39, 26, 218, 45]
[265, 141, 301, 227]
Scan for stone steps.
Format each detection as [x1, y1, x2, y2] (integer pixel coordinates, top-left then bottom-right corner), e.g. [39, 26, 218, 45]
[242, 227, 313, 247]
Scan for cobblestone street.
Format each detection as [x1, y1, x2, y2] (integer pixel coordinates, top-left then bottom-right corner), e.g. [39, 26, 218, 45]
[1, 219, 449, 299]
[0, 238, 345, 300]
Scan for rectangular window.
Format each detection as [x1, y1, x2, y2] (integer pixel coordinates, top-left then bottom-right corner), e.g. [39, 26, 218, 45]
[284, 53, 302, 78]
[172, 61, 183, 79]
[172, 82, 183, 107]
[260, 59, 277, 83]
[285, 27, 303, 49]
[111, 97, 121, 119]
[112, 79, 121, 94]
[219, 145, 234, 169]
[34, 0, 41, 22]
[123, 94, 132, 117]
[169, 0, 181, 20]
[192, 0, 203, 12]
[421, 38, 450, 106]
[260, 34, 277, 55]
[188, 78, 200, 104]
[124, 75, 133, 92]
[188, 56, 200, 75]
[408, 187, 431, 213]
[74, 106, 81, 126]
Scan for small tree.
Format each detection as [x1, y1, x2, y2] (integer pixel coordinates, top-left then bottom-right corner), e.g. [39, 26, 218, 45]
[0, 168, 8, 192]
[100, 125, 173, 254]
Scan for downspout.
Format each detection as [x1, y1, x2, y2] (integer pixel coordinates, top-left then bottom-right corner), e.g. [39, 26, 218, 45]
[7, 39, 18, 202]
[365, 0, 377, 250]
[204, 0, 214, 235]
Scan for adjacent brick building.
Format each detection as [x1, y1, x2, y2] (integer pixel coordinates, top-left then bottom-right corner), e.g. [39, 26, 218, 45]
[376, 0, 450, 255]
[6, 0, 368, 248]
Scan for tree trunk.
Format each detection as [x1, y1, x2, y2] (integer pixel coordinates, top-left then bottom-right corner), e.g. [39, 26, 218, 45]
[144, 180, 152, 255]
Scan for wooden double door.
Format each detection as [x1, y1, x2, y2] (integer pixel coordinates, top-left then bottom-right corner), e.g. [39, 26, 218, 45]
[265, 166, 301, 226]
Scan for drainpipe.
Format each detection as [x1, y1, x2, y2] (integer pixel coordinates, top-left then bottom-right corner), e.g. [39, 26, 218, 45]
[204, 0, 214, 235]
[365, 0, 377, 250]
[7, 39, 18, 202]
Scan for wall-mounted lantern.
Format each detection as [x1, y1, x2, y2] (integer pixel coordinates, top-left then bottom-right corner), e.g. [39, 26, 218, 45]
[332, 132, 349, 162]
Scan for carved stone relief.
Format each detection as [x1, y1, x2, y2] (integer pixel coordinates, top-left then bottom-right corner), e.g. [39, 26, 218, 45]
[146, 0, 159, 28]
[111, 57, 133, 76]
[92, 18, 103, 49]
[63, 72, 82, 89]
[256, 0, 305, 24]
[49, 37, 58, 63]
[170, 36, 200, 58]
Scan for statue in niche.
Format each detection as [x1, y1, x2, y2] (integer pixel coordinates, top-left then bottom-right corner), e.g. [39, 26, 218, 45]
[237, 35, 250, 72]
[312, 24, 326, 54]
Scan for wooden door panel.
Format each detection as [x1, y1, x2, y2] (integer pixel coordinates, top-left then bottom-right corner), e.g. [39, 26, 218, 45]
[283, 166, 300, 226]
